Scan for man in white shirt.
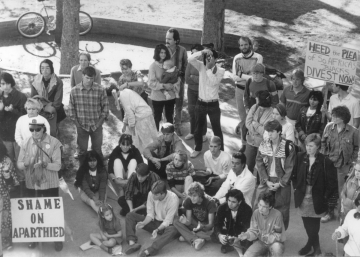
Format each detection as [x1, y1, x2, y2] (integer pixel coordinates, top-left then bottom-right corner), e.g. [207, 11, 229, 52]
[324, 83, 360, 128]
[188, 49, 225, 158]
[232, 37, 263, 152]
[193, 136, 231, 196]
[125, 180, 180, 257]
[214, 152, 256, 207]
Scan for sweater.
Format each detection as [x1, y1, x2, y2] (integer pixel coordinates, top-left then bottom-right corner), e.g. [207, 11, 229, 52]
[185, 63, 200, 91]
[245, 105, 273, 147]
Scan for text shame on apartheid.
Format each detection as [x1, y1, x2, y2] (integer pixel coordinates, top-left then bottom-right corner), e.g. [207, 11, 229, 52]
[13, 198, 65, 239]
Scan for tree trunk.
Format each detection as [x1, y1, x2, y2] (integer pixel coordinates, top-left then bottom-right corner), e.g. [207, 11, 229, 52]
[202, 0, 225, 52]
[54, 0, 63, 46]
[60, 0, 79, 74]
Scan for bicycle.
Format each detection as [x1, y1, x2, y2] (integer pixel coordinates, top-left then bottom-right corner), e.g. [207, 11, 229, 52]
[16, 0, 93, 38]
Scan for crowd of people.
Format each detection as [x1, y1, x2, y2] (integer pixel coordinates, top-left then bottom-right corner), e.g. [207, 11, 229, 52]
[0, 27, 360, 257]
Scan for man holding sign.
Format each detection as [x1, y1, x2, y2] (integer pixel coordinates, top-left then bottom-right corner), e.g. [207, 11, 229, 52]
[17, 116, 63, 251]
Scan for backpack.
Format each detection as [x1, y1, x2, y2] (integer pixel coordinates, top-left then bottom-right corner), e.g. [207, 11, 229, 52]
[245, 78, 273, 108]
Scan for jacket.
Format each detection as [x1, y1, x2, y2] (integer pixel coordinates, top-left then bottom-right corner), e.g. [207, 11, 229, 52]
[31, 74, 63, 110]
[245, 105, 273, 147]
[214, 201, 253, 237]
[321, 123, 359, 168]
[292, 152, 338, 214]
[81, 168, 108, 201]
[143, 134, 185, 161]
[108, 145, 143, 175]
[0, 108, 19, 141]
[295, 106, 324, 139]
[256, 138, 296, 187]
[341, 168, 360, 217]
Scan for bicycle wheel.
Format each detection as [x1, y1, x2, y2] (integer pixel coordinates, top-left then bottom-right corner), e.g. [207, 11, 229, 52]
[79, 11, 93, 36]
[17, 12, 45, 38]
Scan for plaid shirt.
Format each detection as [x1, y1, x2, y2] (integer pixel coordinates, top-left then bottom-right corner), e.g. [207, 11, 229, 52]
[68, 82, 109, 131]
[124, 171, 160, 201]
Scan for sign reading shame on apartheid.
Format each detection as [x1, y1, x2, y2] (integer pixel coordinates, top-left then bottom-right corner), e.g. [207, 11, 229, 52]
[11, 198, 65, 242]
[305, 41, 358, 86]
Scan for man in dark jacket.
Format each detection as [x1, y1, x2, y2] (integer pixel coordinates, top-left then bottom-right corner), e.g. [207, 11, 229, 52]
[214, 189, 252, 255]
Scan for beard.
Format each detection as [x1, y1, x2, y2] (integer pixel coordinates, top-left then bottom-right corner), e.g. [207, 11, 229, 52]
[241, 47, 251, 55]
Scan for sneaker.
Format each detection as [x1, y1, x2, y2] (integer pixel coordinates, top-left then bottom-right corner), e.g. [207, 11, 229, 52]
[203, 135, 207, 142]
[185, 134, 194, 140]
[125, 243, 141, 255]
[179, 236, 185, 242]
[298, 244, 312, 255]
[190, 151, 201, 158]
[192, 238, 205, 251]
[321, 212, 335, 223]
[138, 249, 148, 257]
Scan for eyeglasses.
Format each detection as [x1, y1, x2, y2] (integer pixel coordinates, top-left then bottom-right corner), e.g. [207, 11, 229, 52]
[29, 128, 42, 132]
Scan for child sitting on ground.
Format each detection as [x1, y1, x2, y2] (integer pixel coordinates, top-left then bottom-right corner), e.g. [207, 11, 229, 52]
[160, 59, 179, 99]
[90, 204, 122, 255]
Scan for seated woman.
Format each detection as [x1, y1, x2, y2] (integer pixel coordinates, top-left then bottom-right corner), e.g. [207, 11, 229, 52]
[166, 150, 195, 203]
[108, 134, 143, 197]
[295, 91, 324, 151]
[74, 150, 107, 213]
[264, 103, 295, 142]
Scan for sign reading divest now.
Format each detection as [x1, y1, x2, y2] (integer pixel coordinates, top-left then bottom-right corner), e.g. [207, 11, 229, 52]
[305, 41, 358, 86]
[11, 198, 65, 242]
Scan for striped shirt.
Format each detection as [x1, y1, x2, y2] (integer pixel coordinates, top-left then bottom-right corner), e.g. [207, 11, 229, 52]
[166, 161, 196, 188]
[17, 134, 62, 190]
[68, 82, 109, 132]
[280, 85, 310, 120]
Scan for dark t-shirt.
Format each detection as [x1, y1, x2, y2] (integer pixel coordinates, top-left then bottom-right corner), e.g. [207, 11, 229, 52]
[183, 195, 216, 223]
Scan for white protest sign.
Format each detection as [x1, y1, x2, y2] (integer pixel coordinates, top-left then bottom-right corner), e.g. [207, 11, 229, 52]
[305, 41, 358, 86]
[11, 197, 65, 242]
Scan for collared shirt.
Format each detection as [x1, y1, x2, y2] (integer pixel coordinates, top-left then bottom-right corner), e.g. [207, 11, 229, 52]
[124, 171, 160, 201]
[328, 93, 360, 127]
[214, 166, 256, 207]
[232, 52, 263, 86]
[1, 88, 27, 116]
[280, 85, 311, 120]
[17, 134, 62, 190]
[188, 51, 225, 101]
[204, 150, 232, 179]
[70, 64, 101, 87]
[68, 82, 109, 132]
[321, 123, 359, 167]
[146, 190, 179, 228]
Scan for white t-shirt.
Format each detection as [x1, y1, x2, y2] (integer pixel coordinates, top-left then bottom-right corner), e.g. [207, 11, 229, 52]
[204, 150, 232, 179]
[328, 93, 360, 126]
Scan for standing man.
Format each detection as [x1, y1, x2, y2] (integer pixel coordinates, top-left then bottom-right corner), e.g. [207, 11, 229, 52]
[166, 28, 188, 136]
[125, 180, 179, 257]
[68, 66, 109, 164]
[185, 43, 207, 142]
[323, 83, 360, 128]
[280, 69, 310, 127]
[232, 37, 263, 152]
[188, 48, 225, 158]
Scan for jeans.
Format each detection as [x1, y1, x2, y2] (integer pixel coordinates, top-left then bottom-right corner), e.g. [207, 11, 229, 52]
[235, 87, 246, 145]
[245, 144, 258, 173]
[174, 79, 185, 128]
[187, 88, 206, 135]
[148, 155, 169, 180]
[244, 240, 284, 257]
[117, 194, 147, 216]
[152, 99, 176, 131]
[192, 175, 225, 196]
[173, 219, 212, 244]
[194, 101, 223, 151]
[301, 217, 321, 250]
[125, 212, 179, 255]
[77, 125, 103, 165]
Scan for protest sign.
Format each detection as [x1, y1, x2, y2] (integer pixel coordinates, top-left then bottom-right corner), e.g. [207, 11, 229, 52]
[305, 41, 358, 86]
[11, 197, 65, 242]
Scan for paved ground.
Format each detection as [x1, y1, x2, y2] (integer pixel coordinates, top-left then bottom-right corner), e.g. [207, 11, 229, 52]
[2, 35, 345, 257]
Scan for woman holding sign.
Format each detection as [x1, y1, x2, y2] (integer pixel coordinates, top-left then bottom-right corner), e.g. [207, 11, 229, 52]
[17, 116, 63, 251]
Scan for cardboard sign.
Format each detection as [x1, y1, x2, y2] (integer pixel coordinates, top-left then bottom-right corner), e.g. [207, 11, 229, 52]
[11, 197, 65, 242]
[305, 41, 358, 86]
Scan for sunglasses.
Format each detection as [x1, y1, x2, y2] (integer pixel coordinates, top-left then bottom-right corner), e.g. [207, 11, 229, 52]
[29, 128, 42, 132]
